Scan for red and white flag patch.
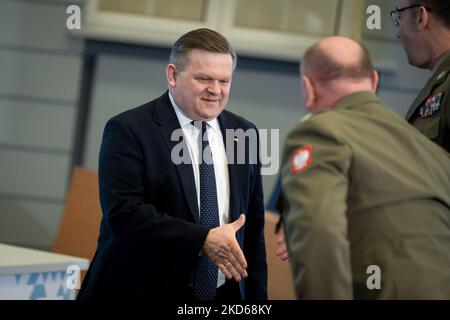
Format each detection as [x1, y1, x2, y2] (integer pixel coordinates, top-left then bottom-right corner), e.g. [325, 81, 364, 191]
[291, 145, 312, 174]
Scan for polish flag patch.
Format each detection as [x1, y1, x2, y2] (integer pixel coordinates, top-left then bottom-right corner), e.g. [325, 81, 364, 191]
[291, 145, 312, 174]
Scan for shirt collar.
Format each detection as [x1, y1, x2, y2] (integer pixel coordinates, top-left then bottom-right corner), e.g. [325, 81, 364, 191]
[169, 91, 192, 128]
[169, 91, 220, 132]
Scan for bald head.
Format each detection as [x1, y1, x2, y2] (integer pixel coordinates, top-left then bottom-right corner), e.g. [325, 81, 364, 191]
[301, 36, 374, 82]
[300, 37, 378, 112]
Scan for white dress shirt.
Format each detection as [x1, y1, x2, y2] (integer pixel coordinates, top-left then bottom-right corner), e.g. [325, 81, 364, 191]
[169, 92, 230, 288]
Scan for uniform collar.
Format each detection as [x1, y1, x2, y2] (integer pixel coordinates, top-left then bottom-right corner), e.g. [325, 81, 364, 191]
[432, 50, 450, 74]
[329, 91, 380, 112]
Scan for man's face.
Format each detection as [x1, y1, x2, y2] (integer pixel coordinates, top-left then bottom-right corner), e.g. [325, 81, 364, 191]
[168, 49, 233, 121]
[395, 0, 424, 67]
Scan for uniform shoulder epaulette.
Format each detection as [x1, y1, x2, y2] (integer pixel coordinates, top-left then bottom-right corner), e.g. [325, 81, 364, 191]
[299, 113, 313, 123]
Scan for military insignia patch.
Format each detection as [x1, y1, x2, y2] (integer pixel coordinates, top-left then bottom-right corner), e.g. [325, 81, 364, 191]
[419, 92, 444, 118]
[291, 145, 312, 174]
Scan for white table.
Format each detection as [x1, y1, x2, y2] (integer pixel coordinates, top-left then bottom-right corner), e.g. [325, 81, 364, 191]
[0, 243, 89, 300]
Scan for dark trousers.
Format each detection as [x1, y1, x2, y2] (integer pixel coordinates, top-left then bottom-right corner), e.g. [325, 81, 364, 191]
[216, 280, 242, 301]
[182, 280, 242, 301]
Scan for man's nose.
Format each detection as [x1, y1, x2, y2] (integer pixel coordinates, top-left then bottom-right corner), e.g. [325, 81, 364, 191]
[208, 80, 220, 94]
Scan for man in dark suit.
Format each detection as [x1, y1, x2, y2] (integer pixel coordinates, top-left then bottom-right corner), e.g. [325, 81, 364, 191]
[393, 0, 450, 151]
[77, 28, 267, 300]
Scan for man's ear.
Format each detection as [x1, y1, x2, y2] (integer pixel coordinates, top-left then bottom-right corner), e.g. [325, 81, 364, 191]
[370, 70, 379, 93]
[166, 64, 177, 87]
[303, 75, 316, 110]
[417, 5, 430, 30]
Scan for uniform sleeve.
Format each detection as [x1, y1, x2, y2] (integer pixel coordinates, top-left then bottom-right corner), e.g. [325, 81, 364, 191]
[442, 81, 450, 153]
[281, 119, 353, 299]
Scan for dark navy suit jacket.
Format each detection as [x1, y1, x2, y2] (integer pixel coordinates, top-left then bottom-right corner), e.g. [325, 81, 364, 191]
[77, 92, 267, 300]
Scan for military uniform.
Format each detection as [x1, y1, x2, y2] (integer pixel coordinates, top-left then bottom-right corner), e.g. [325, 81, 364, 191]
[281, 91, 450, 299]
[406, 50, 450, 152]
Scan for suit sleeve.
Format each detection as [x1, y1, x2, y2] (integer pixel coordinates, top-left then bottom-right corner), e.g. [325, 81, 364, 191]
[243, 126, 268, 299]
[98, 118, 208, 263]
[281, 120, 353, 299]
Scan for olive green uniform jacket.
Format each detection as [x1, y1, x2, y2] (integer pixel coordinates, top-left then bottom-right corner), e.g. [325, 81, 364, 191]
[406, 50, 450, 152]
[281, 91, 450, 299]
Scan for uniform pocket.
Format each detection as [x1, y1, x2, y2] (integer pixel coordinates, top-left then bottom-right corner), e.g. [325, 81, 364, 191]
[423, 116, 440, 140]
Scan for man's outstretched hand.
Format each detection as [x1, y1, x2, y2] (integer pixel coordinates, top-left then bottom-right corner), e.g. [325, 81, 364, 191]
[203, 214, 248, 282]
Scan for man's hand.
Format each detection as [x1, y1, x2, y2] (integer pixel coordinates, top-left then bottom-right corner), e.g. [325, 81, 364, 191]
[203, 214, 248, 282]
[275, 233, 289, 262]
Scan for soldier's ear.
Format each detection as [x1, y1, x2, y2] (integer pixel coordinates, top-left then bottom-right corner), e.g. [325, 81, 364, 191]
[303, 76, 316, 111]
[370, 70, 379, 93]
[417, 5, 430, 30]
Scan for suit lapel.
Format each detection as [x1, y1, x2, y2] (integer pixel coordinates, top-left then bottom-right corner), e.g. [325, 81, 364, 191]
[153, 92, 200, 223]
[218, 113, 242, 222]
